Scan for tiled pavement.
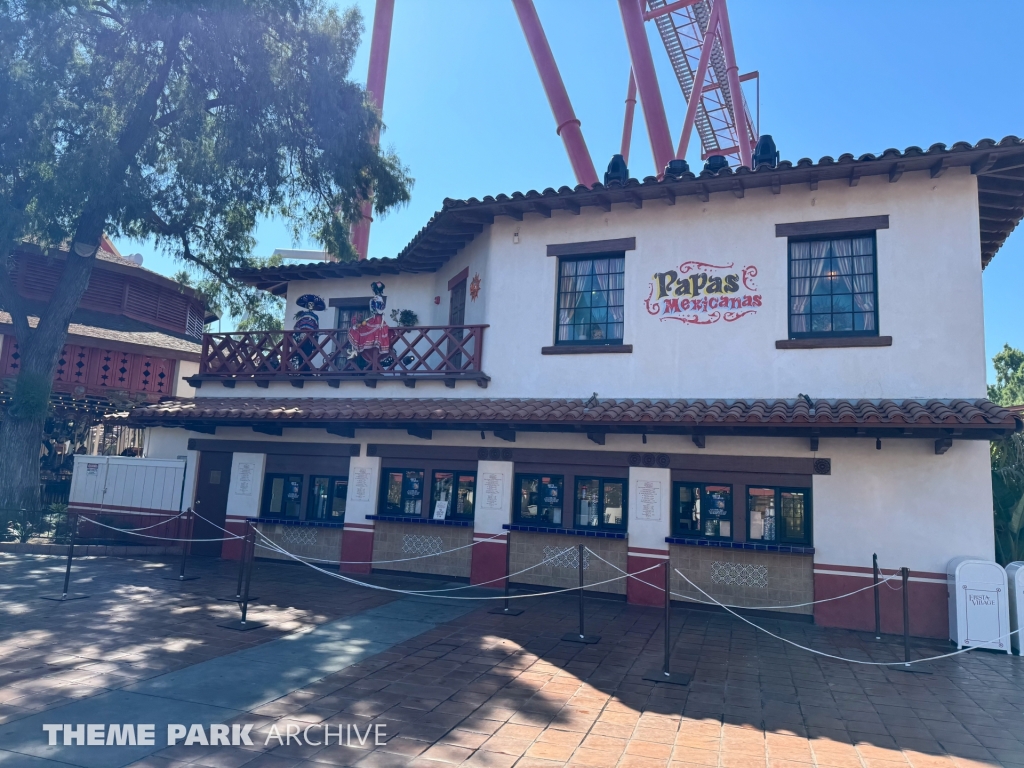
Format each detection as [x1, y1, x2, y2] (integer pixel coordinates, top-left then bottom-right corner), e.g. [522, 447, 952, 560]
[1, 554, 1023, 768]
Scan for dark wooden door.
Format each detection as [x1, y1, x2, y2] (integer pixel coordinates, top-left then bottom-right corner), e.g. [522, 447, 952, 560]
[448, 279, 467, 369]
[191, 452, 232, 557]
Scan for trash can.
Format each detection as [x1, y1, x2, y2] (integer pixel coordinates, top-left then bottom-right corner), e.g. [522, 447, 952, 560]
[947, 557, 1010, 653]
[1006, 561, 1024, 656]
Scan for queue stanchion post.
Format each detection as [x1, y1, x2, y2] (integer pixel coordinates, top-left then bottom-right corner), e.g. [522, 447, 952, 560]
[219, 521, 265, 631]
[489, 530, 523, 616]
[218, 516, 258, 601]
[562, 544, 599, 644]
[163, 508, 199, 581]
[897, 566, 930, 674]
[873, 553, 881, 640]
[644, 560, 689, 685]
[41, 512, 89, 601]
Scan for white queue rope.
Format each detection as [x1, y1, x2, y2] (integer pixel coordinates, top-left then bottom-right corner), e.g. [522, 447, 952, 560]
[192, 509, 508, 566]
[585, 547, 903, 610]
[89, 509, 187, 532]
[253, 526, 663, 600]
[255, 531, 579, 593]
[82, 516, 241, 542]
[674, 568, 1021, 667]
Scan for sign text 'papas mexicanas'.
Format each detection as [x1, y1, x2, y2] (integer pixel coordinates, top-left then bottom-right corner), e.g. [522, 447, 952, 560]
[645, 261, 761, 325]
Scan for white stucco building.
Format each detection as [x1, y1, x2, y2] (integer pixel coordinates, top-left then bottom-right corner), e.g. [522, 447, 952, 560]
[132, 136, 1024, 638]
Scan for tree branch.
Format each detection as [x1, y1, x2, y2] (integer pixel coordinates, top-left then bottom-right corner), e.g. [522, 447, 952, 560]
[154, 97, 225, 129]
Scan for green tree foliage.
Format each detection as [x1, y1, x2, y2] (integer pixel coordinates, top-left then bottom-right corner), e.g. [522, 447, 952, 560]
[174, 253, 285, 331]
[0, 0, 412, 509]
[988, 344, 1024, 407]
[989, 344, 1024, 564]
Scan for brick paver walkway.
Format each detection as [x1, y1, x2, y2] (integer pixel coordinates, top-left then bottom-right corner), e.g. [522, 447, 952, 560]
[1, 553, 1022, 768]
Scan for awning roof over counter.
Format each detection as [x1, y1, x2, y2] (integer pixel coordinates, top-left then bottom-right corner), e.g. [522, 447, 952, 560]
[233, 136, 1024, 295]
[122, 397, 1021, 440]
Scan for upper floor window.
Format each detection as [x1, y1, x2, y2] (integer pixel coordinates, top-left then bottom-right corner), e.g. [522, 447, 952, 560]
[789, 235, 877, 338]
[556, 255, 625, 345]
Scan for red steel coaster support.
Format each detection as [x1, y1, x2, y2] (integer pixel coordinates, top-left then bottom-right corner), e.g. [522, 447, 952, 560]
[620, 70, 638, 166]
[715, 0, 751, 167]
[512, 0, 599, 187]
[351, 0, 395, 260]
[618, 0, 675, 176]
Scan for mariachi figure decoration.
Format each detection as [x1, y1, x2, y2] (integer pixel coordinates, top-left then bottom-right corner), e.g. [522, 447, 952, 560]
[347, 281, 396, 368]
[290, 294, 325, 370]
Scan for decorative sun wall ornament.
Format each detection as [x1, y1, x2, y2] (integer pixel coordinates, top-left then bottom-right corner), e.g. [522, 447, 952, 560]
[469, 273, 481, 301]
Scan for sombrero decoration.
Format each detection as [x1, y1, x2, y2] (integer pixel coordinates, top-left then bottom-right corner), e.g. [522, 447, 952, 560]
[295, 294, 326, 311]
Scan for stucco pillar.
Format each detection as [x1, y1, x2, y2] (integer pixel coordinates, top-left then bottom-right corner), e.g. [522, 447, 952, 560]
[222, 452, 265, 560]
[627, 466, 672, 606]
[470, 460, 515, 587]
[340, 454, 381, 574]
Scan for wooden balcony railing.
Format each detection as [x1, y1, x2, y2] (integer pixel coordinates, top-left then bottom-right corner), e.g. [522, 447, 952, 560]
[189, 326, 489, 388]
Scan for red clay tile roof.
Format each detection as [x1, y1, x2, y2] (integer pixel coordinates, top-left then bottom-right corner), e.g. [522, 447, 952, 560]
[233, 136, 1024, 295]
[123, 397, 1020, 439]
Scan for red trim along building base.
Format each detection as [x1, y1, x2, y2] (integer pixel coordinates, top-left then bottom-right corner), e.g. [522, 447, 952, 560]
[627, 547, 669, 607]
[470, 535, 507, 587]
[813, 563, 949, 639]
[340, 524, 374, 575]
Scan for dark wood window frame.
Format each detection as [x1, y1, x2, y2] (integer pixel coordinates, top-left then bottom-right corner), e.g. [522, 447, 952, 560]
[307, 475, 348, 521]
[785, 229, 881, 342]
[671, 481, 734, 541]
[261, 473, 304, 519]
[513, 472, 566, 527]
[746, 486, 813, 546]
[573, 476, 628, 532]
[431, 469, 477, 521]
[553, 252, 627, 348]
[379, 468, 427, 517]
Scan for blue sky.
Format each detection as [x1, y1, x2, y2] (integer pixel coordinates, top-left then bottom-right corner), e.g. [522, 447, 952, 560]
[117, 0, 1024, 382]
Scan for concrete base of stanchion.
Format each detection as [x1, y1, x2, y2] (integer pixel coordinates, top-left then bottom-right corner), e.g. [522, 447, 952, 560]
[488, 606, 524, 615]
[217, 620, 266, 631]
[643, 670, 690, 685]
[561, 632, 600, 644]
[40, 594, 89, 602]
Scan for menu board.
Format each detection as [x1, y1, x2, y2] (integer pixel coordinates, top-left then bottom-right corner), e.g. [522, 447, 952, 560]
[480, 472, 504, 510]
[706, 489, 729, 517]
[235, 461, 255, 496]
[433, 500, 449, 520]
[351, 466, 372, 502]
[635, 480, 662, 520]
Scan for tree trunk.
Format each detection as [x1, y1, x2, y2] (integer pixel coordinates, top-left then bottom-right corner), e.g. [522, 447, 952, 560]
[0, 408, 48, 513]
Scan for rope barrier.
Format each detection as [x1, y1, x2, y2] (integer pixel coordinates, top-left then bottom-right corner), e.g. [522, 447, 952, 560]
[252, 526, 663, 600]
[584, 547, 903, 610]
[82, 516, 241, 542]
[78, 509, 187, 532]
[254, 532, 577, 593]
[673, 568, 1021, 667]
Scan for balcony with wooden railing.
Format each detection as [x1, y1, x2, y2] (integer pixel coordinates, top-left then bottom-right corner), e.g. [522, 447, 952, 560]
[187, 326, 489, 389]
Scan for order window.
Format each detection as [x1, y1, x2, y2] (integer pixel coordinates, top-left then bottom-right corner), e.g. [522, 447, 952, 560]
[514, 474, 564, 526]
[381, 469, 425, 516]
[431, 470, 476, 520]
[748, 487, 811, 545]
[261, 474, 303, 518]
[309, 476, 347, 521]
[672, 482, 732, 539]
[575, 477, 627, 531]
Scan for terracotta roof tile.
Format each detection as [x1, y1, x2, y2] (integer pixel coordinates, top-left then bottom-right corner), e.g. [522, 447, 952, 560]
[122, 397, 1020, 439]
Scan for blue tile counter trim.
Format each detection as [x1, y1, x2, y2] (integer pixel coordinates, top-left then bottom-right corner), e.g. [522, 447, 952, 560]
[504, 524, 627, 540]
[367, 515, 473, 527]
[665, 536, 814, 555]
[257, 518, 345, 529]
